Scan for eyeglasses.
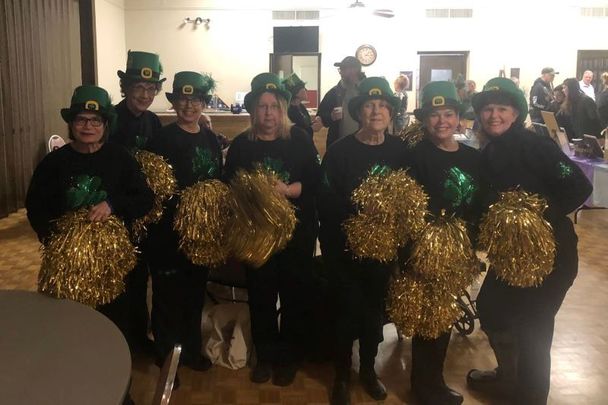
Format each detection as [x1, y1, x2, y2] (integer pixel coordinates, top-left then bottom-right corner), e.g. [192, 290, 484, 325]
[176, 97, 203, 107]
[131, 84, 159, 96]
[73, 116, 105, 127]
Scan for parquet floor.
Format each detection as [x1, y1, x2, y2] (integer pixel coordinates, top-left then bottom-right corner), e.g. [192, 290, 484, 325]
[1, 208, 606, 404]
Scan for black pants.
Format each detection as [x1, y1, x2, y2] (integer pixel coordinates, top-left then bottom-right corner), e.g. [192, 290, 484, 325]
[411, 331, 451, 390]
[150, 262, 208, 364]
[247, 242, 314, 366]
[328, 255, 393, 373]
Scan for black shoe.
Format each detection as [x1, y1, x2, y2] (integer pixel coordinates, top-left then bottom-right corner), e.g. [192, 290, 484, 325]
[272, 363, 298, 386]
[183, 354, 212, 371]
[330, 377, 351, 405]
[466, 368, 513, 397]
[250, 362, 272, 383]
[359, 369, 387, 401]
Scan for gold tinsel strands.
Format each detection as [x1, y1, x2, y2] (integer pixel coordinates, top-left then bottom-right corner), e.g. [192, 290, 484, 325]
[132, 150, 177, 242]
[173, 180, 231, 267]
[344, 167, 428, 262]
[227, 168, 297, 268]
[39, 209, 137, 307]
[387, 273, 463, 339]
[410, 212, 479, 291]
[479, 190, 556, 287]
[397, 121, 425, 148]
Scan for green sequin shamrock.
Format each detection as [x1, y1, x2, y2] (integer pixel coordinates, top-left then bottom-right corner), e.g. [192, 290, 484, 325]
[262, 157, 290, 183]
[192, 147, 219, 180]
[66, 175, 108, 209]
[443, 167, 477, 208]
[369, 164, 392, 177]
[134, 135, 148, 150]
[558, 161, 574, 179]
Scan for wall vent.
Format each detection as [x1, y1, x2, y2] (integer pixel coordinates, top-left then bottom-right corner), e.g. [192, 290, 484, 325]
[426, 9, 473, 18]
[272, 10, 320, 20]
[580, 7, 608, 17]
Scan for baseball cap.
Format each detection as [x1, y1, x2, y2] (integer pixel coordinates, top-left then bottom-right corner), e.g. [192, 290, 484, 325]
[541, 67, 559, 75]
[334, 56, 362, 69]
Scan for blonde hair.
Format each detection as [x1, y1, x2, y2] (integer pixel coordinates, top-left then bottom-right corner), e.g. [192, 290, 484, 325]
[602, 72, 608, 86]
[248, 92, 292, 140]
[394, 74, 410, 92]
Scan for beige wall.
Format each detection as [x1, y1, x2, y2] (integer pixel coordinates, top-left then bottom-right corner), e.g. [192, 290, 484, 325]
[95, 0, 608, 112]
[94, 0, 127, 103]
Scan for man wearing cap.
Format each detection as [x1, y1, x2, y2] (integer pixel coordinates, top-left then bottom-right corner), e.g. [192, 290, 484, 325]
[529, 67, 558, 123]
[579, 70, 596, 101]
[317, 56, 365, 150]
[282, 72, 323, 138]
[110, 50, 166, 356]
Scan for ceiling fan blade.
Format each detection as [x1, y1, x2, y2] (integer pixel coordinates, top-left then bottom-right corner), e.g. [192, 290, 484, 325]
[373, 9, 395, 18]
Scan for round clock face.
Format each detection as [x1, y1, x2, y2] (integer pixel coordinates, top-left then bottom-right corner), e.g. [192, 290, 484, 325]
[356, 45, 377, 66]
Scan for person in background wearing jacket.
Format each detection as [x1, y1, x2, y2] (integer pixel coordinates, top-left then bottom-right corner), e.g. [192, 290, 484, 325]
[529, 67, 558, 123]
[282, 72, 323, 139]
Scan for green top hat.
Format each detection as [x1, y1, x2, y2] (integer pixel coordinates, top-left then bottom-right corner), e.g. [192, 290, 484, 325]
[117, 50, 165, 83]
[413, 81, 463, 121]
[165, 71, 216, 104]
[282, 73, 306, 97]
[60, 85, 117, 130]
[472, 77, 528, 124]
[244, 73, 292, 112]
[347, 77, 401, 123]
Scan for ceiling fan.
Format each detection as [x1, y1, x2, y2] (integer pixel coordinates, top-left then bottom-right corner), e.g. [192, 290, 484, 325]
[348, 0, 395, 18]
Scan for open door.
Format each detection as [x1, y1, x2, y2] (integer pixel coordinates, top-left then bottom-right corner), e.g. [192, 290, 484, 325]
[577, 50, 608, 96]
[418, 51, 468, 95]
[269, 53, 321, 108]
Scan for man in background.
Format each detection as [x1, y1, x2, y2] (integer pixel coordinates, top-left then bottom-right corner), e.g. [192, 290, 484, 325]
[530, 67, 558, 123]
[579, 70, 596, 101]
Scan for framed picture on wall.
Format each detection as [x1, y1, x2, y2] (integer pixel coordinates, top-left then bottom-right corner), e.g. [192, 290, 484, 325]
[399, 71, 414, 91]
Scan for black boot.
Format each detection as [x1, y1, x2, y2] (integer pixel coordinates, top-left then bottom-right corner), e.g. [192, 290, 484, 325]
[412, 383, 463, 405]
[250, 361, 272, 383]
[359, 366, 387, 401]
[330, 369, 351, 405]
[467, 330, 517, 398]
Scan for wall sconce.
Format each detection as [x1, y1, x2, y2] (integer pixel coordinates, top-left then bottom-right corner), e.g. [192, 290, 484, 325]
[183, 17, 210, 27]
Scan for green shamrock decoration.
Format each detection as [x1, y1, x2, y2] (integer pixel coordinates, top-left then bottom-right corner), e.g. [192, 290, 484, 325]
[192, 147, 218, 180]
[262, 157, 290, 183]
[66, 174, 108, 209]
[558, 161, 573, 179]
[443, 167, 477, 208]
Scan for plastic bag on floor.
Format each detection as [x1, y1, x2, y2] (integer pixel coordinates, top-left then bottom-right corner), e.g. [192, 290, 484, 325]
[202, 302, 251, 369]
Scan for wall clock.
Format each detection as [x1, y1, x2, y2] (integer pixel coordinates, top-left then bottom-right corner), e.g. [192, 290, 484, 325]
[355, 44, 377, 66]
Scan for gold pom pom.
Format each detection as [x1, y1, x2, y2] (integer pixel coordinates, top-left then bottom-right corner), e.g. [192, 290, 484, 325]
[38, 210, 137, 307]
[479, 190, 556, 287]
[132, 150, 177, 242]
[387, 273, 463, 339]
[173, 179, 232, 267]
[227, 168, 297, 268]
[397, 120, 425, 148]
[344, 167, 428, 262]
[410, 212, 479, 291]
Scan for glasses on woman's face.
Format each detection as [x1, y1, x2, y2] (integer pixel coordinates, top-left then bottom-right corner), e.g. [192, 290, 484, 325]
[176, 97, 203, 107]
[131, 84, 159, 96]
[73, 116, 105, 127]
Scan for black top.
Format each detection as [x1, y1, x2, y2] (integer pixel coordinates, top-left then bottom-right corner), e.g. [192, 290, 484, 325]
[287, 103, 313, 138]
[109, 99, 162, 150]
[145, 122, 223, 267]
[318, 133, 411, 256]
[597, 89, 608, 128]
[570, 95, 603, 138]
[25, 143, 153, 242]
[409, 138, 482, 229]
[224, 126, 320, 229]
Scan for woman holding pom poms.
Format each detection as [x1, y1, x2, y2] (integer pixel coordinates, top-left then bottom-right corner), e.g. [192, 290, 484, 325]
[466, 78, 592, 404]
[404, 81, 482, 405]
[319, 77, 413, 405]
[146, 72, 222, 372]
[25, 85, 153, 326]
[223, 73, 320, 386]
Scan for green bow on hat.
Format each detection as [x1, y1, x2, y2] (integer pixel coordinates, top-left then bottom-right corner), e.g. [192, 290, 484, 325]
[244, 73, 292, 112]
[165, 71, 216, 104]
[347, 77, 401, 123]
[413, 81, 463, 121]
[60, 85, 117, 132]
[117, 50, 165, 83]
[282, 73, 306, 97]
[472, 77, 528, 124]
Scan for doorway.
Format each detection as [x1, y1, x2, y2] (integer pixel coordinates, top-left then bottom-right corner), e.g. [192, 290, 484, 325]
[269, 53, 321, 108]
[577, 50, 608, 95]
[418, 51, 469, 95]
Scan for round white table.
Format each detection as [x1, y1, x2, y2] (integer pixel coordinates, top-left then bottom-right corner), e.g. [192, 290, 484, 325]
[0, 290, 131, 405]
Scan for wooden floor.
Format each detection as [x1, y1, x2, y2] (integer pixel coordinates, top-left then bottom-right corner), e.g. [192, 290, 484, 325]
[1, 208, 606, 404]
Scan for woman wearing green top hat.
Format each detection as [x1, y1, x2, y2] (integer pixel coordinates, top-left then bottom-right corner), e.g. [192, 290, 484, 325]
[318, 77, 410, 405]
[25, 84, 154, 334]
[223, 72, 321, 387]
[282, 73, 322, 138]
[467, 78, 592, 404]
[406, 81, 483, 405]
[146, 72, 222, 373]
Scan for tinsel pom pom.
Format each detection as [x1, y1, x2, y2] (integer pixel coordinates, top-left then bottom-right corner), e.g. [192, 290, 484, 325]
[478, 190, 556, 287]
[387, 273, 463, 339]
[38, 210, 137, 307]
[227, 168, 297, 268]
[132, 150, 177, 242]
[345, 167, 428, 262]
[397, 121, 425, 148]
[173, 179, 232, 267]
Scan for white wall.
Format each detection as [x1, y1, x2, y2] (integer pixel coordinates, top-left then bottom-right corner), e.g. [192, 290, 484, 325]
[94, 0, 127, 103]
[97, 0, 608, 112]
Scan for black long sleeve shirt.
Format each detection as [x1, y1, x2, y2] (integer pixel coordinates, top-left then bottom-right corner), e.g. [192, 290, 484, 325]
[25, 143, 153, 242]
[109, 99, 162, 150]
[287, 103, 313, 138]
